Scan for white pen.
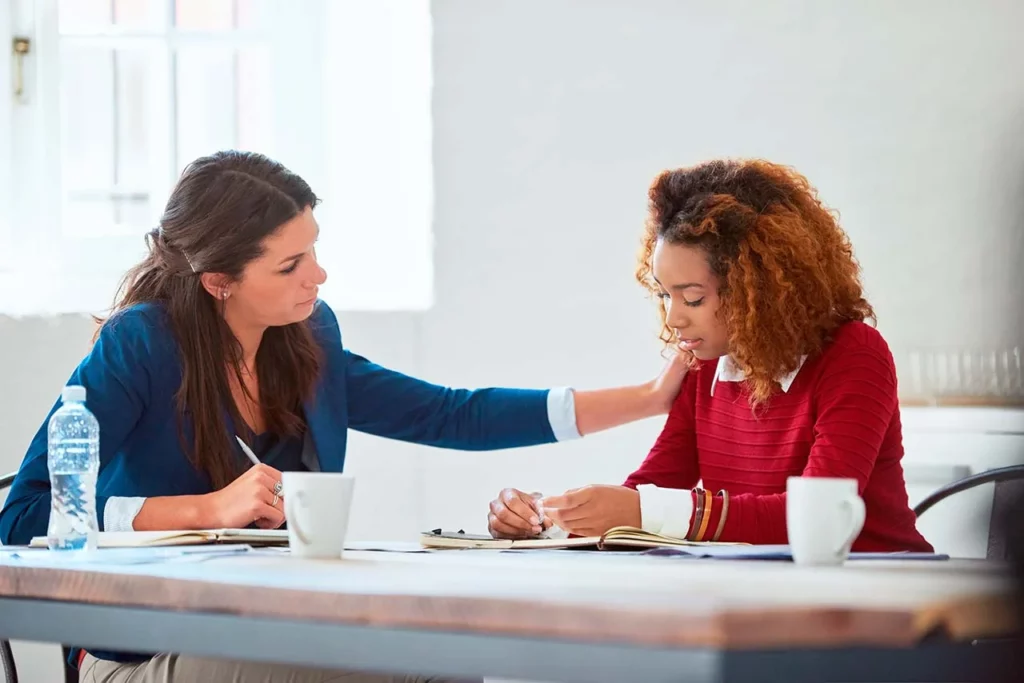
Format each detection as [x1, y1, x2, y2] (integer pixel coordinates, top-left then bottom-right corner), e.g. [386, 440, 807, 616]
[235, 435, 261, 467]
[235, 435, 283, 496]
[531, 492, 546, 525]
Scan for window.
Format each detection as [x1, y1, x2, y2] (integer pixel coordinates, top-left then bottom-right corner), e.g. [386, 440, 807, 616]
[0, 0, 433, 315]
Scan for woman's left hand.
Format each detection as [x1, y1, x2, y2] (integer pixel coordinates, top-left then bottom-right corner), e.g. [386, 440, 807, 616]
[540, 485, 641, 537]
[648, 346, 696, 414]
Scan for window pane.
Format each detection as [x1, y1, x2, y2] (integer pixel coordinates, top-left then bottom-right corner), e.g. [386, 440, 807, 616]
[61, 46, 159, 237]
[113, 0, 163, 27]
[63, 197, 116, 239]
[175, 47, 237, 169]
[234, 0, 275, 30]
[236, 48, 273, 152]
[173, 0, 275, 31]
[63, 194, 151, 239]
[58, 0, 111, 29]
[115, 50, 153, 185]
[59, 0, 166, 30]
[175, 0, 235, 30]
[61, 46, 115, 190]
[114, 194, 153, 229]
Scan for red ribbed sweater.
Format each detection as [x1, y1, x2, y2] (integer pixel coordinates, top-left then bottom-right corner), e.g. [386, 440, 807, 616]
[623, 321, 933, 552]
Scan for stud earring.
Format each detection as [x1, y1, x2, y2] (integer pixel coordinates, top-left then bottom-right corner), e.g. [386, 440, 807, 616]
[222, 290, 230, 300]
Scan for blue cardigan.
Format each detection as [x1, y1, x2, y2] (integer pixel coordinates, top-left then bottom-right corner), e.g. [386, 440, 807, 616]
[0, 300, 559, 547]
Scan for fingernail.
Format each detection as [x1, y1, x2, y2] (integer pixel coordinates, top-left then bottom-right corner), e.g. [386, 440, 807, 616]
[529, 516, 539, 525]
[532, 526, 542, 534]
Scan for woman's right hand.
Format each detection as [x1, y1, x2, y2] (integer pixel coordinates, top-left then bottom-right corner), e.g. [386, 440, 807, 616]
[487, 487, 550, 539]
[200, 464, 285, 529]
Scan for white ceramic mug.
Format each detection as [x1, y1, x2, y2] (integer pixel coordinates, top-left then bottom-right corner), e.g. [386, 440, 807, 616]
[786, 476, 866, 566]
[282, 472, 355, 559]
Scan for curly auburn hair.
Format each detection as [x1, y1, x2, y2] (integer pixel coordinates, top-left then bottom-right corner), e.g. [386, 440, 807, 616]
[636, 159, 874, 405]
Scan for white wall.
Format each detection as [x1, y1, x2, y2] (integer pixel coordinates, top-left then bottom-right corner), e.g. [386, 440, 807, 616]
[2, 1, 1024, 679]
[418, 0, 1024, 529]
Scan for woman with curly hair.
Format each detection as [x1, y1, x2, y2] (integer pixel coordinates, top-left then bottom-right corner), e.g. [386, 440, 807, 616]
[488, 159, 932, 552]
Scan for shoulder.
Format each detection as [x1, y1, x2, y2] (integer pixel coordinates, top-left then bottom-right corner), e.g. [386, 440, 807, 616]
[101, 301, 169, 333]
[96, 302, 176, 358]
[666, 356, 711, 414]
[307, 298, 339, 332]
[84, 303, 179, 397]
[305, 299, 346, 358]
[823, 321, 894, 367]
[813, 321, 897, 397]
[830, 320, 889, 350]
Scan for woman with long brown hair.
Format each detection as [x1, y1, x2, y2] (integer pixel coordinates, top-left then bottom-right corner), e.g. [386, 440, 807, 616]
[0, 150, 692, 682]
[488, 159, 932, 554]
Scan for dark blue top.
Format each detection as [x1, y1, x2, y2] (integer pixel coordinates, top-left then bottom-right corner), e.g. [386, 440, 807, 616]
[0, 299, 558, 664]
[250, 430, 306, 474]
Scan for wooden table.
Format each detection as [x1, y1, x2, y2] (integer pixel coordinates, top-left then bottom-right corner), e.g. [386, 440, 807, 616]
[0, 547, 1018, 682]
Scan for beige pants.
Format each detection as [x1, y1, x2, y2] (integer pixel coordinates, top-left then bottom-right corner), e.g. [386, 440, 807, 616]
[81, 653, 477, 683]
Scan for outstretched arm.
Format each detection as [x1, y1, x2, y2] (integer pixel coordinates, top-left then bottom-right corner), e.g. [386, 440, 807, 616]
[345, 348, 694, 449]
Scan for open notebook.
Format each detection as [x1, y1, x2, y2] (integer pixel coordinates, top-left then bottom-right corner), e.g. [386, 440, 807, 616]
[28, 528, 290, 549]
[419, 526, 747, 550]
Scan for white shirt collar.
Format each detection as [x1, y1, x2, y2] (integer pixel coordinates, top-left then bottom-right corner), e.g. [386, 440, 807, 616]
[709, 355, 806, 396]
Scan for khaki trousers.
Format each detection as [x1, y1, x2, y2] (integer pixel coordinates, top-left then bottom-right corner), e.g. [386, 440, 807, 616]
[81, 653, 478, 683]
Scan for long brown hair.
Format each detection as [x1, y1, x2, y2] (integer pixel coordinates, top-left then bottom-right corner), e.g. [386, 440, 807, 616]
[97, 151, 323, 489]
[636, 159, 874, 406]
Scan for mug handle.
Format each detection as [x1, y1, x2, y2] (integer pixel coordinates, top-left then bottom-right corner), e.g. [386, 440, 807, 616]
[285, 490, 312, 547]
[836, 494, 866, 556]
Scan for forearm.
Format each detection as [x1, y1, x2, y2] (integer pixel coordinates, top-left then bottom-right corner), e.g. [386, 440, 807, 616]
[0, 492, 51, 546]
[131, 495, 209, 531]
[573, 383, 661, 436]
[637, 485, 788, 544]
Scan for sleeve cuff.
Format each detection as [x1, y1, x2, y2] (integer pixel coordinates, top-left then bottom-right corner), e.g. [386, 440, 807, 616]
[546, 387, 582, 441]
[638, 484, 693, 539]
[539, 524, 569, 540]
[103, 496, 147, 532]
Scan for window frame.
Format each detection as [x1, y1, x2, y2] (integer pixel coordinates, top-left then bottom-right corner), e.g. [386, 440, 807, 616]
[0, 0, 435, 316]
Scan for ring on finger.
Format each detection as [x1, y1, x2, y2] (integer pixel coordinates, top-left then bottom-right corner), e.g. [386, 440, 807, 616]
[272, 493, 280, 507]
[273, 481, 283, 495]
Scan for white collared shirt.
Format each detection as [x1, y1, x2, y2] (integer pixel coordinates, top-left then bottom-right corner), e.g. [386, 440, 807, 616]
[710, 354, 805, 396]
[638, 354, 806, 539]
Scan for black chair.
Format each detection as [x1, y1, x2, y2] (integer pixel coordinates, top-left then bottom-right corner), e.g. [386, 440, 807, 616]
[914, 464, 1024, 678]
[913, 464, 1024, 561]
[0, 470, 76, 683]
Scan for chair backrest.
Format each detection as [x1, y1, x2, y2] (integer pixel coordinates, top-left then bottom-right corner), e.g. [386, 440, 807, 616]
[988, 477, 1024, 562]
[913, 465, 1024, 561]
[1, 639, 17, 683]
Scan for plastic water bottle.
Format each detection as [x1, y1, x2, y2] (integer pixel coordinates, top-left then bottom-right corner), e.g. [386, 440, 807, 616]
[47, 385, 100, 551]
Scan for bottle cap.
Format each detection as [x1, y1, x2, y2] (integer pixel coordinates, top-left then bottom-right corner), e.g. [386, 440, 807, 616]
[62, 385, 86, 403]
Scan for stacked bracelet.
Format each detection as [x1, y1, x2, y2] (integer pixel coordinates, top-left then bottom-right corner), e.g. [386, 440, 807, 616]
[689, 488, 731, 542]
[695, 489, 713, 541]
[711, 489, 730, 542]
[689, 488, 706, 541]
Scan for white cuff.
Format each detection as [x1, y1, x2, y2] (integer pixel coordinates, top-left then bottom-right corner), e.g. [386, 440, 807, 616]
[539, 524, 569, 540]
[103, 496, 147, 532]
[547, 387, 581, 441]
[637, 485, 693, 539]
